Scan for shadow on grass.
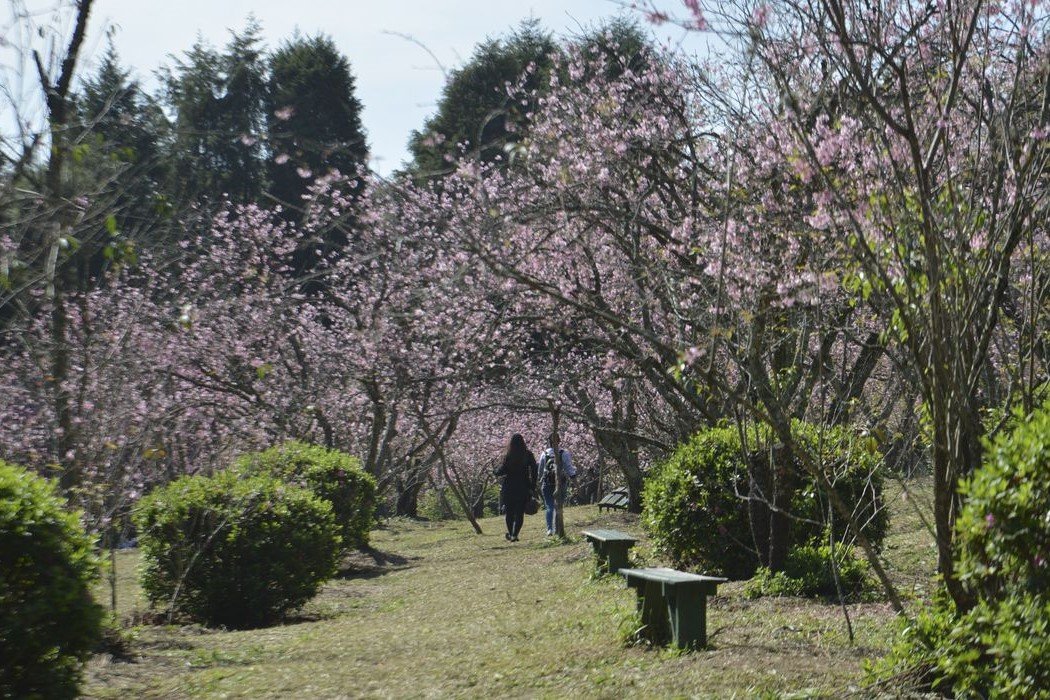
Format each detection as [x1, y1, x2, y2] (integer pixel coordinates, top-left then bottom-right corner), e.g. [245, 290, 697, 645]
[335, 545, 418, 580]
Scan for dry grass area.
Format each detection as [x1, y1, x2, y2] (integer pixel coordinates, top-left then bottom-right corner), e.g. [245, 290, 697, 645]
[84, 479, 937, 699]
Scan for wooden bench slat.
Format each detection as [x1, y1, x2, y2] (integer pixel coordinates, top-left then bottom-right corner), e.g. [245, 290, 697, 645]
[597, 487, 630, 512]
[582, 528, 636, 543]
[622, 567, 726, 585]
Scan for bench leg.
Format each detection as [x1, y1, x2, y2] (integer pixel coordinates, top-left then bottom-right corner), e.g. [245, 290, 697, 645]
[606, 543, 630, 574]
[590, 541, 608, 575]
[665, 590, 707, 649]
[638, 580, 670, 645]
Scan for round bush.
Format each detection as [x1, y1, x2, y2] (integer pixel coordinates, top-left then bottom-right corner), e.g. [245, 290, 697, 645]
[642, 426, 756, 578]
[642, 421, 886, 579]
[789, 420, 888, 549]
[234, 441, 377, 550]
[135, 471, 340, 628]
[418, 486, 457, 521]
[0, 460, 104, 699]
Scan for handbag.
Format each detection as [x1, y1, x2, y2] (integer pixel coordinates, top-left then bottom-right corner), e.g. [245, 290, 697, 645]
[524, 494, 539, 515]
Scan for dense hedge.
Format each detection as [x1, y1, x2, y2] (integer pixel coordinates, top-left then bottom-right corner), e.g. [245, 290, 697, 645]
[955, 400, 1050, 600]
[0, 461, 104, 699]
[874, 398, 1050, 697]
[135, 471, 340, 628]
[642, 421, 886, 579]
[234, 441, 376, 550]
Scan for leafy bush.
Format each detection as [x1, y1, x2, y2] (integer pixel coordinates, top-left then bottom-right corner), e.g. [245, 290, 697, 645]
[234, 441, 377, 550]
[789, 420, 888, 549]
[642, 421, 886, 578]
[955, 399, 1050, 599]
[744, 542, 873, 599]
[416, 482, 500, 521]
[642, 426, 756, 578]
[135, 471, 340, 628]
[874, 588, 1050, 698]
[0, 461, 104, 699]
[871, 398, 1050, 697]
[478, 481, 502, 518]
[418, 486, 457, 521]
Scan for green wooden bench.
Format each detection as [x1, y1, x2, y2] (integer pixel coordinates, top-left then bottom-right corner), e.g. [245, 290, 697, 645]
[597, 487, 630, 512]
[621, 567, 727, 649]
[581, 528, 637, 574]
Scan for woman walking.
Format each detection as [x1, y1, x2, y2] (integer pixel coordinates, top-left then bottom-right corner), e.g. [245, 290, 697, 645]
[494, 434, 538, 541]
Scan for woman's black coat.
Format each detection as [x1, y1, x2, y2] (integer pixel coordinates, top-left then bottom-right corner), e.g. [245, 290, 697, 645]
[495, 450, 538, 506]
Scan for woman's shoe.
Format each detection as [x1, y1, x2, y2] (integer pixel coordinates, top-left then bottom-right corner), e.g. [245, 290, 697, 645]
[505, 533, 512, 541]
[512, 535, 519, 541]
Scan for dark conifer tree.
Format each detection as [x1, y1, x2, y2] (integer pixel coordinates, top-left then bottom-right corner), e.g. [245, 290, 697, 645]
[407, 19, 557, 178]
[75, 43, 170, 240]
[266, 34, 368, 220]
[162, 20, 268, 205]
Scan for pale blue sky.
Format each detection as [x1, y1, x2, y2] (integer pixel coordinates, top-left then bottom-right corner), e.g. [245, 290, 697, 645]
[58, 0, 702, 174]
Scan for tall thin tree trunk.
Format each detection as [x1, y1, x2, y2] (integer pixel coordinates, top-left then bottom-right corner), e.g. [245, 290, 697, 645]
[767, 445, 796, 572]
[548, 399, 566, 538]
[36, 0, 95, 494]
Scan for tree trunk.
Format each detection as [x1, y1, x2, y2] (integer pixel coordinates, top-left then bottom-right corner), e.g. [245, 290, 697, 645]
[363, 387, 385, 478]
[37, 0, 95, 495]
[394, 462, 424, 518]
[766, 445, 796, 572]
[622, 452, 643, 515]
[548, 399, 566, 538]
[439, 460, 482, 534]
[930, 388, 983, 612]
[747, 449, 772, 568]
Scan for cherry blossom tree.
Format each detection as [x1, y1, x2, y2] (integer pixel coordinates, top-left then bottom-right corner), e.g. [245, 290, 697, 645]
[634, 0, 1048, 607]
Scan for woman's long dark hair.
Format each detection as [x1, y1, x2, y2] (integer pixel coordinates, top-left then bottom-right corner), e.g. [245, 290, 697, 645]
[505, 434, 527, 462]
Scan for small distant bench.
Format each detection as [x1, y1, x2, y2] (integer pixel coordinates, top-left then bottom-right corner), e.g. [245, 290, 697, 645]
[582, 528, 637, 574]
[621, 567, 727, 649]
[597, 487, 629, 512]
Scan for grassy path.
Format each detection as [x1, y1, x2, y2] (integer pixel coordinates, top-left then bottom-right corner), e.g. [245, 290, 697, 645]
[85, 501, 929, 698]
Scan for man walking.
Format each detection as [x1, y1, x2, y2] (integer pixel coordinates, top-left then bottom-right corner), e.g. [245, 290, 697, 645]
[538, 434, 576, 536]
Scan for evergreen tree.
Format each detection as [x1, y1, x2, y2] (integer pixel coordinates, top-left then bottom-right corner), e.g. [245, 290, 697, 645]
[266, 34, 368, 219]
[162, 20, 268, 205]
[408, 19, 557, 177]
[74, 43, 170, 240]
[573, 17, 653, 82]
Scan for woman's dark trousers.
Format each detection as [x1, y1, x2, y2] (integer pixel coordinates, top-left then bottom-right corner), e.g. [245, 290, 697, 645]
[505, 500, 525, 537]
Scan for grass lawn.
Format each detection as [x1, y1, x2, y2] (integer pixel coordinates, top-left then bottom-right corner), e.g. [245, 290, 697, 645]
[84, 479, 937, 698]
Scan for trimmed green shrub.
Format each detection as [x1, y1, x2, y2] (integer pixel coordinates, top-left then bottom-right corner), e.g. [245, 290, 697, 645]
[135, 471, 340, 628]
[234, 441, 377, 550]
[642, 421, 886, 579]
[871, 398, 1050, 697]
[418, 486, 457, 521]
[744, 542, 873, 599]
[0, 461, 104, 699]
[642, 426, 756, 578]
